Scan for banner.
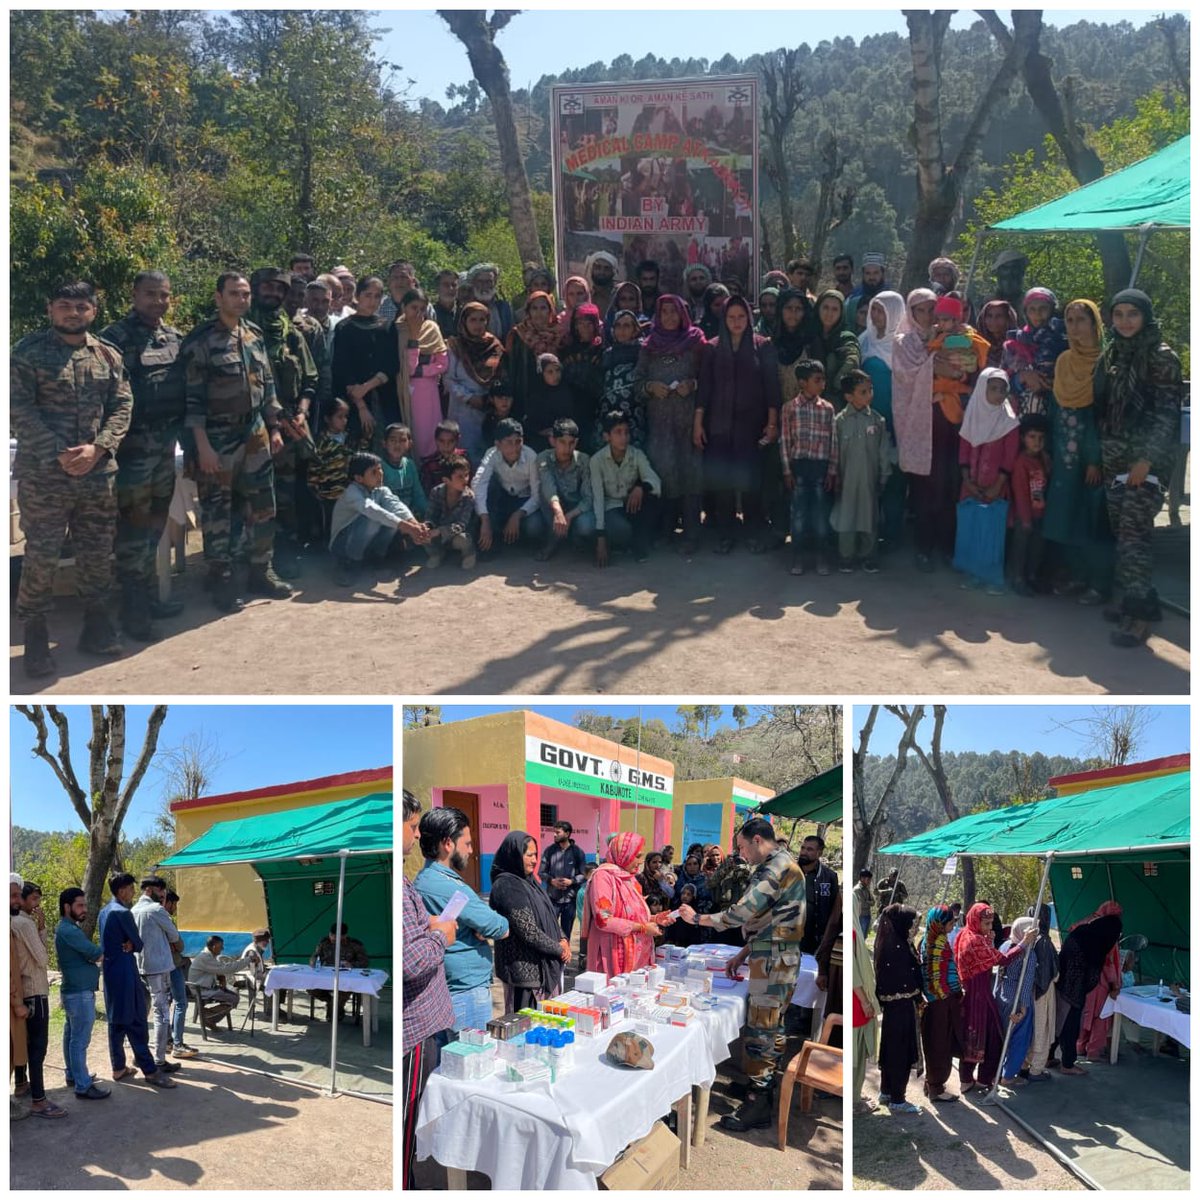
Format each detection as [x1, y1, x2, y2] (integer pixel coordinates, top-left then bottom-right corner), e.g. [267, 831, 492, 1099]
[525, 734, 674, 810]
[551, 76, 760, 298]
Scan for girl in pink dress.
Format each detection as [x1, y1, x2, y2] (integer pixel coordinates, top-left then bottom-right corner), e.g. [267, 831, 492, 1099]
[396, 288, 449, 459]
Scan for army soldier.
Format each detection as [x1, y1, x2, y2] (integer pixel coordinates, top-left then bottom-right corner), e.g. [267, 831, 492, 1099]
[679, 816, 806, 1133]
[180, 271, 293, 613]
[12, 280, 133, 676]
[302, 277, 335, 414]
[248, 267, 317, 576]
[99, 270, 187, 642]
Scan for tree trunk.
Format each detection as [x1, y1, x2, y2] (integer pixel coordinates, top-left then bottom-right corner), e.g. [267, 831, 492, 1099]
[810, 132, 850, 277]
[439, 11, 544, 268]
[767, 129, 798, 262]
[853, 704, 924, 875]
[912, 705, 975, 909]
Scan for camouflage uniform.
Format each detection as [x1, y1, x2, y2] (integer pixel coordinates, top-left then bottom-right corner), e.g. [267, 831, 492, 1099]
[98, 311, 186, 612]
[180, 316, 282, 574]
[11, 328, 132, 619]
[707, 845, 806, 1091]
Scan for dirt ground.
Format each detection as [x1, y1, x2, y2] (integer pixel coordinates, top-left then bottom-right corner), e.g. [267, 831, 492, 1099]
[852, 1059, 1083, 1191]
[9, 533, 1189, 695]
[10, 1021, 392, 1190]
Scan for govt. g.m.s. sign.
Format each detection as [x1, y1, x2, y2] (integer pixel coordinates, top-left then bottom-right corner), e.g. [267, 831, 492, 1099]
[524, 735, 674, 809]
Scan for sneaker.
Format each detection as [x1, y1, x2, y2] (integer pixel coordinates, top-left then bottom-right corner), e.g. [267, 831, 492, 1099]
[887, 1100, 921, 1113]
[147, 1072, 177, 1088]
[461, 548, 477, 570]
[157, 1060, 182, 1073]
[76, 1084, 111, 1099]
[171, 1044, 199, 1059]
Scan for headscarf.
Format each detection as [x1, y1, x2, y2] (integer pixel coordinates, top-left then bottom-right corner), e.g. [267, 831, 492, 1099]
[928, 256, 960, 289]
[605, 285, 647, 342]
[978, 299, 1018, 364]
[604, 310, 644, 377]
[772, 288, 815, 366]
[489, 830, 566, 993]
[396, 307, 448, 427]
[564, 302, 603, 351]
[509, 290, 562, 356]
[960, 366, 1019, 447]
[448, 301, 504, 386]
[558, 276, 592, 335]
[699, 283, 731, 338]
[873, 903, 921, 996]
[1059, 905, 1123, 1006]
[755, 286, 780, 337]
[712, 295, 758, 362]
[919, 904, 961, 1001]
[643, 294, 706, 358]
[1008, 915, 1037, 944]
[1097, 288, 1166, 433]
[606, 831, 645, 872]
[1069, 899, 1123, 930]
[684, 263, 712, 287]
[953, 902, 1003, 982]
[1027, 903, 1059, 997]
[857, 290, 905, 369]
[583, 250, 619, 278]
[1023, 286, 1058, 311]
[1051, 298, 1103, 409]
[764, 269, 791, 290]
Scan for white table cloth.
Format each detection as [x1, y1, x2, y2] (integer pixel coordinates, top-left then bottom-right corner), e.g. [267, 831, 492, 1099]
[1100, 985, 1191, 1062]
[264, 965, 389, 1048]
[416, 1016, 718, 1190]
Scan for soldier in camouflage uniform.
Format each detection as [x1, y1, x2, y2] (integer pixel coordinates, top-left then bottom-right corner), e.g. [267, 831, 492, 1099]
[248, 268, 318, 576]
[99, 270, 187, 642]
[180, 271, 293, 613]
[679, 816, 806, 1132]
[11, 280, 132, 676]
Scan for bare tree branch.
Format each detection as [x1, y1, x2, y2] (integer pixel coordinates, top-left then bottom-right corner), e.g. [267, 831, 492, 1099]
[16, 705, 90, 827]
[116, 705, 169, 828]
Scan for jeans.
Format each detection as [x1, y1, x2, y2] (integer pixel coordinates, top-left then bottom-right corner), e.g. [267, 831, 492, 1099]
[61, 990, 97, 1093]
[144, 970, 172, 1064]
[487, 479, 547, 546]
[24, 994, 50, 1102]
[331, 515, 395, 564]
[538, 501, 597, 550]
[788, 458, 832, 549]
[600, 494, 659, 553]
[555, 904, 576, 942]
[859, 915, 871, 939]
[169, 966, 187, 1045]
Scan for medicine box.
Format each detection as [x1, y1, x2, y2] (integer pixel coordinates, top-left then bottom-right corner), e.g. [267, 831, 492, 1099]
[686, 971, 713, 994]
[645, 967, 666, 987]
[669, 1007, 696, 1026]
[567, 1006, 602, 1037]
[575, 971, 609, 994]
[628, 969, 650, 987]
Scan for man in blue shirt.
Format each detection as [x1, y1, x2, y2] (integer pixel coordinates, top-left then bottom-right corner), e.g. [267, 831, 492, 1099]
[413, 807, 509, 1041]
[54, 888, 108, 1099]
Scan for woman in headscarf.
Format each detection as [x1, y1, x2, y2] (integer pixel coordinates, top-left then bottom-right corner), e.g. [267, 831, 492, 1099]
[852, 925, 879, 1114]
[635, 294, 707, 552]
[1001, 287, 1068, 416]
[637, 850, 672, 910]
[395, 288, 449, 459]
[953, 902, 1035, 1093]
[585, 831, 673, 978]
[873, 903, 923, 1112]
[695, 294, 782, 554]
[488, 830, 569, 1012]
[604, 281, 649, 343]
[505, 290, 562, 421]
[331, 275, 400, 446]
[919, 904, 964, 1103]
[1044, 298, 1112, 604]
[1021, 903, 1059, 1081]
[698, 282, 731, 338]
[978, 299, 1018, 368]
[558, 275, 592, 336]
[771, 289, 818, 406]
[558, 302, 606, 450]
[754, 286, 780, 337]
[446, 301, 506, 460]
[994, 915, 1039, 1085]
[672, 853, 712, 911]
[1069, 901, 1125, 1063]
[1093, 289, 1183, 646]
[859, 291, 908, 550]
[807, 289, 862, 403]
[599, 309, 647, 450]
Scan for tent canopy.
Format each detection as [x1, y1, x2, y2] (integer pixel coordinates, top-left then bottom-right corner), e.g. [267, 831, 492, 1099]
[757, 763, 843, 824]
[989, 136, 1190, 234]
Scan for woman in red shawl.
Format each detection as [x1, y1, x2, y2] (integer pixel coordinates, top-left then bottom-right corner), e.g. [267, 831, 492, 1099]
[1072, 901, 1124, 1060]
[584, 832, 674, 979]
[505, 290, 562, 420]
[952, 902, 1035, 1092]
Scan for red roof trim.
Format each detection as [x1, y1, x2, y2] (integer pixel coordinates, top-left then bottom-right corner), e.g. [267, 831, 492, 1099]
[170, 765, 393, 813]
[1048, 753, 1189, 788]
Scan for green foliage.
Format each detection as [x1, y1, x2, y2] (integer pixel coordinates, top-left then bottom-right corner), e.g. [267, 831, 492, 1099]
[971, 854, 1048, 926]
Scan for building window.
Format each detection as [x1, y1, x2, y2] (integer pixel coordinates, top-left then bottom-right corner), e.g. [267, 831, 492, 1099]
[1070, 867, 1083, 880]
[313, 880, 335, 896]
[1143, 862, 1159, 878]
[540, 803, 558, 828]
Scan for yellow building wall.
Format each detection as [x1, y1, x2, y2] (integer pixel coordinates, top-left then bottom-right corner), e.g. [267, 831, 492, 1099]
[619, 806, 659, 844]
[174, 775, 393, 934]
[673, 776, 774, 849]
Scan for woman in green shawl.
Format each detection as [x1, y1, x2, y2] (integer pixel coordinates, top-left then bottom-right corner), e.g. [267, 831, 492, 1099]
[808, 289, 862, 405]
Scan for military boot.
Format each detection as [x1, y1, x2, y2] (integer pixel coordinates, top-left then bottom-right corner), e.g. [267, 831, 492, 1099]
[210, 567, 242, 614]
[78, 606, 123, 657]
[23, 615, 56, 679]
[119, 584, 157, 643]
[149, 594, 184, 620]
[245, 563, 294, 599]
[272, 533, 302, 580]
[719, 1087, 774, 1132]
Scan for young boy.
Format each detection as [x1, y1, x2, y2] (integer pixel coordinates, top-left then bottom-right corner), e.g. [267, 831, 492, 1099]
[381, 423, 428, 519]
[1009, 412, 1052, 596]
[481, 388, 516, 448]
[590, 409, 661, 567]
[472, 417, 545, 555]
[780, 359, 838, 576]
[535, 417, 595, 561]
[420, 419, 471, 495]
[329, 452, 430, 586]
[424, 455, 477, 570]
[831, 370, 889, 573]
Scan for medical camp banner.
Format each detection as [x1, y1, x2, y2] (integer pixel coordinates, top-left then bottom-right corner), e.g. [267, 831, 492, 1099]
[551, 75, 760, 296]
[525, 734, 675, 809]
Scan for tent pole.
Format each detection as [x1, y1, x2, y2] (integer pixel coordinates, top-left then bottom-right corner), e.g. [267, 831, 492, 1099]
[329, 849, 348, 1096]
[981, 852, 1053, 1107]
[1128, 225, 1153, 287]
[963, 229, 986, 307]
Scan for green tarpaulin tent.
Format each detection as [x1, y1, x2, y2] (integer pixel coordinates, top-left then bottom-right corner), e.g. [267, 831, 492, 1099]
[879, 772, 1189, 983]
[159, 791, 393, 1094]
[757, 763, 843, 824]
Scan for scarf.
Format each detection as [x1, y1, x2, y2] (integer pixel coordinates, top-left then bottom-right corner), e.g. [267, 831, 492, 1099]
[643, 294, 706, 357]
[928, 256, 960, 289]
[857, 289, 905, 369]
[959, 367, 1019, 447]
[607, 831, 645, 871]
[978, 299, 1018, 362]
[1098, 288, 1164, 433]
[448, 302, 504, 387]
[812, 287, 848, 347]
[712, 295, 759, 364]
[559, 276, 593, 335]
[565, 302, 604, 351]
[699, 284, 731, 339]
[1051, 298, 1103, 409]
[772, 288, 815, 366]
[1027, 903, 1059, 997]
[604, 286, 646, 341]
[396, 316, 447, 426]
[603, 315, 643, 373]
[510, 291, 562, 356]
[873, 903, 921, 998]
[954, 902, 1003, 983]
[489, 831, 565, 994]
[249, 301, 287, 349]
[919, 904, 961, 1001]
[755, 287, 780, 337]
[891, 288, 939, 475]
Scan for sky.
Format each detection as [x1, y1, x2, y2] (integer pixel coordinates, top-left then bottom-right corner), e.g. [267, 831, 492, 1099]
[375, 7, 1167, 105]
[429, 703, 743, 733]
[10, 705, 394, 837]
[856, 704, 1190, 762]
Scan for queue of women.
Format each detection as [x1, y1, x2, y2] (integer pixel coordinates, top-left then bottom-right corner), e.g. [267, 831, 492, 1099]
[364, 249, 1182, 648]
[853, 898, 1126, 1114]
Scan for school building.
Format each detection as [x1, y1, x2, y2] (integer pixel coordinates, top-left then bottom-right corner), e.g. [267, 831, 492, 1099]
[673, 776, 773, 855]
[167, 765, 393, 955]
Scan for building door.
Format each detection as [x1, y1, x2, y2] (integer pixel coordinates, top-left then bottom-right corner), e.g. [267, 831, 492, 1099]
[443, 790, 482, 893]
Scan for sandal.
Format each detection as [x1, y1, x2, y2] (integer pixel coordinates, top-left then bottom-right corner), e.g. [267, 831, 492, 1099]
[112, 1067, 136, 1081]
[31, 1102, 68, 1119]
[931, 1091, 959, 1103]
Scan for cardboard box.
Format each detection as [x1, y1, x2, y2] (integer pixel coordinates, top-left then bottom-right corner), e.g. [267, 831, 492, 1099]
[599, 1121, 680, 1190]
[575, 971, 609, 994]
